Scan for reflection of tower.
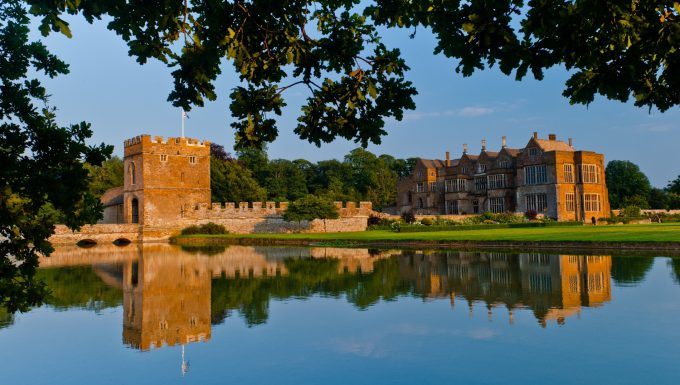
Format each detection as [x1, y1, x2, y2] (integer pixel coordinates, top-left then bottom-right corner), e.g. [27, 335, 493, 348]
[181, 345, 189, 376]
[122, 245, 212, 351]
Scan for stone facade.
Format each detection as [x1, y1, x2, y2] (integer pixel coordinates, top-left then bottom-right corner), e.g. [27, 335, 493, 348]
[397, 133, 611, 221]
[123, 135, 211, 226]
[51, 134, 372, 245]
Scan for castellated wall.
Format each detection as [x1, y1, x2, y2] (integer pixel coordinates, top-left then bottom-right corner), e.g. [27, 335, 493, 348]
[176, 201, 373, 234]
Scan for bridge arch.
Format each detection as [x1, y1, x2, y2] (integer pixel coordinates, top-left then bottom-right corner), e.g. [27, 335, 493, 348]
[113, 238, 132, 246]
[76, 239, 98, 247]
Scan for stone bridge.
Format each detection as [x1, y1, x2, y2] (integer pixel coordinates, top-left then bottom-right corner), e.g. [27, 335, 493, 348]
[50, 224, 145, 245]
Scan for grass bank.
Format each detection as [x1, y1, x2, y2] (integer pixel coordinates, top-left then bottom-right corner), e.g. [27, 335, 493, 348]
[173, 223, 680, 251]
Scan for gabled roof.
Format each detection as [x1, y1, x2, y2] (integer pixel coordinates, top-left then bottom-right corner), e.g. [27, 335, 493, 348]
[417, 158, 446, 169]
[534, 138, 574, 152]
[500, 148, 521, 157]
[483, 151, 499, 158]
[461, 153, 479, 161]
[101, 186, 124, 207]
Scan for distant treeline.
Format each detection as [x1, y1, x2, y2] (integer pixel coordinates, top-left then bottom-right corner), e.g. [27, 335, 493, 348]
[605, 160, 680, 210]
[85, 144, 417, 210]
[209, 144, 417, 210]
[86, 149, 680, 211]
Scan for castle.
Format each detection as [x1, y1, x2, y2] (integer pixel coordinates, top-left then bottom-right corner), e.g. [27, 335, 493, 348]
[97, 134, 371, 236]
[397, 132, 611, 221]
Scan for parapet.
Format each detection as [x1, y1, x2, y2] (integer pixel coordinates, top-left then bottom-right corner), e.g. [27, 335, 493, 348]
[124, 134, 210, 148]
[184, 201, 372, 220]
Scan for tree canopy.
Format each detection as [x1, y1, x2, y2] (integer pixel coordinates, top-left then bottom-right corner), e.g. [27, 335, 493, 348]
[0, 1, 111, 312]
[25, 0, 680, 150]
[85, 157, 124, 196]
[210, 143, 267, 203]
[605, 160, 652, 209]
[283, 195, 339, 231]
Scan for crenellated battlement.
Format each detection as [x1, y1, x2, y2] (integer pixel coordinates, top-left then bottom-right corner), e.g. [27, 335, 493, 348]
[183, 201, 373, 220]
[124, 134, 210, 148]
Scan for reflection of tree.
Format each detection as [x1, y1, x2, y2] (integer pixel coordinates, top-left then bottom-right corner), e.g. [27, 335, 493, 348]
[35, 267, 123, 311]
[180, 245, 228, 256]
[0, 306, 14, 329]
[610, 256, 654, 286]
[670, 258, 680, 285]
[211, 257, 410, 326]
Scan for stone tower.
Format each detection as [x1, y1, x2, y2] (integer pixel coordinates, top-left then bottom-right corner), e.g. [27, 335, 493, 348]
[123, 135, 211, 226]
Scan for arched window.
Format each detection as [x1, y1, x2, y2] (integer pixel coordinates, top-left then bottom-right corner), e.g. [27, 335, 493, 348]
[131, 198, 139, 224]
[129, 162, 136, 185]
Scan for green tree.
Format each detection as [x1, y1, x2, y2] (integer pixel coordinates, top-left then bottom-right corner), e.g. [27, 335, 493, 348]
[0, 2, 111, 312]
[86, 156, 124, 196]
[309, 159, 357, 201]
[649, 188, 669, 210]
[211, 156, 267, 203]
[237, 147, 270, 186]
[605, 160, 652, 209]
[26, 1, 680, 150]
[283, 195, 339, 232]
[264, 159, 308, 201]
[668, 193, 680, 210]
[668, 175, 680, 195]
[622, 194, 651, 209]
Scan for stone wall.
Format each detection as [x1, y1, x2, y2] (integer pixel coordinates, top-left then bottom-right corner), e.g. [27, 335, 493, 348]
[178, 201, 372, 234]
[49, 201, 373, 245]
[50, 224, 141, 245]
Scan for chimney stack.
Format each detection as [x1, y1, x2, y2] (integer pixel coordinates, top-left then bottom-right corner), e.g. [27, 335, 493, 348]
[463, 143, 468, 154]
[533, 132, 538, 139]
[481, 139, 487, 152]
[548, 134, 556, 141]
[445, 151, 451, 167]
[568, 137, 573, 147]
[502, 136, 507, 148]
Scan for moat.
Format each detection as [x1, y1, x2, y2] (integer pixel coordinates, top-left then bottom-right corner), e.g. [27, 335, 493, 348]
[2, 245, 679, 385]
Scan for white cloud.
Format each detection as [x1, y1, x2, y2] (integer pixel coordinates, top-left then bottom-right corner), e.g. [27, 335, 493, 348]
[458, 106, 494, 117]
[401, 105, 495, 121]
[638, 123, 674, 133]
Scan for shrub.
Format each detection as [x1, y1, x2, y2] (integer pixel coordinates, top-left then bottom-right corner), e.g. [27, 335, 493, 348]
[620, 205, 642, 218]
[420, 218, 433, 226]
[401, 211, 416, 224]
[525, 209, 538, 220]
[367, 214, 382, 226]
[367, 216, 397, 230]
[181, 222, 229, 235]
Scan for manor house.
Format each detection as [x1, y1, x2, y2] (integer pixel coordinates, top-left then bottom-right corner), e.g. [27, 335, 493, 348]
[396, 133, 610, 221]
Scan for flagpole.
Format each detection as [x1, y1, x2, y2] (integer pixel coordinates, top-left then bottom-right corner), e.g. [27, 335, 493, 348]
[181, 109, 185, 138]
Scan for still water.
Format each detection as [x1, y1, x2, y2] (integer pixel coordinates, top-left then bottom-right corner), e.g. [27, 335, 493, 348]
[1, 244, 679, 385]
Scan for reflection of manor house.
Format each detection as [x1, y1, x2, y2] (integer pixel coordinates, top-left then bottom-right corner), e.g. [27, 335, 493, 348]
[397, 133, 610, 220]
[398, 251, 611, 326]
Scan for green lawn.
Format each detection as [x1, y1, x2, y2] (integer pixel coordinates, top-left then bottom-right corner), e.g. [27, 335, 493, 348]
[178, 223, 680, 244]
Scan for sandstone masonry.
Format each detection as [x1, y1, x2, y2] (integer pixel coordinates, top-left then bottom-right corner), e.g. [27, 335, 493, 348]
[50, 134, 372, 245]
[397, 132, 611, 221]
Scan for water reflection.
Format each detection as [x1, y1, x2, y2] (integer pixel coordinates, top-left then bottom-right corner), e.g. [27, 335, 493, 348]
[399, 252, 611, 326]
[7, 245, 676, 351]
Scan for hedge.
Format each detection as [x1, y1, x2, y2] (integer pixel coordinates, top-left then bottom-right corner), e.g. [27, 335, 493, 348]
[397, 221, 583, 233]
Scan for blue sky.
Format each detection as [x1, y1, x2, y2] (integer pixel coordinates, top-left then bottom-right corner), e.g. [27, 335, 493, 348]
[38, 16, 678, 187]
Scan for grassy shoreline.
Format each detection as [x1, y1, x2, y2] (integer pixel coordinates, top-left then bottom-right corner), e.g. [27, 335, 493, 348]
[173, 223, 680, 251]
